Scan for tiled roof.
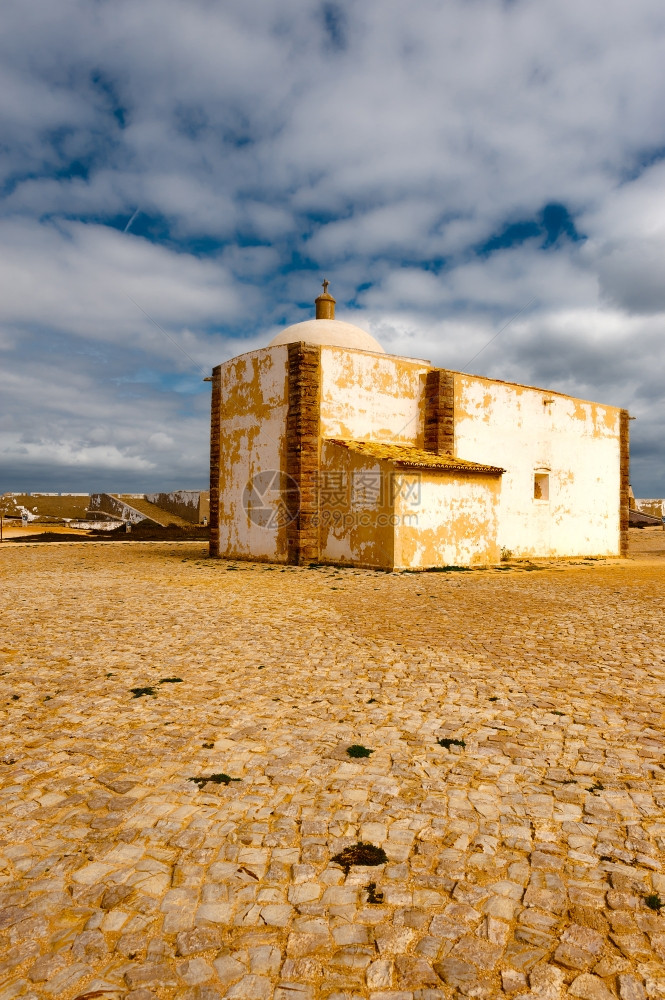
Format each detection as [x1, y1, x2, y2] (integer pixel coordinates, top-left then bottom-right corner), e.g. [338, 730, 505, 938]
[326, 439, 505, 474]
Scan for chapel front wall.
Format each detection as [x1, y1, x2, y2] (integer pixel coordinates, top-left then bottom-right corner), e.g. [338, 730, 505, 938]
[213, 346, 290, 561]
[319, 347, 429, 446]
[393, 471, 502, 569]
[452, 374, 622, 557]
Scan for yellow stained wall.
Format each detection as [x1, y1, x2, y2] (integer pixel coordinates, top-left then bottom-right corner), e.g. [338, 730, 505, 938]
[319, 444, 501, 570]
[318, 442, 394, 569]
[216, 346, 289, 560]
[394, 471, 501, 569]
[452, 374, 622, 558]
[319, 347, 429, 446]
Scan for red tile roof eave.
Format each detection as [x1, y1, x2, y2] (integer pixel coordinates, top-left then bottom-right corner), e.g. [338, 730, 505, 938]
[326, 438, 505, 475]
[393, 461, 505, 474]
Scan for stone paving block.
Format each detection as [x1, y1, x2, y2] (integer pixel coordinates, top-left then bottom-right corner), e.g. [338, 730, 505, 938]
[176, 956, 216, 984]
[175, 926, 223, 956]
[124, 962, 179, 988]
[502, 968, 528, 993]
[42, 962, 92, 994]
[194, 902, 235, 925]
[213, 953, 246, 985]
[274, 986, 315, 1000]
[26, 952, 68, 983]
[568, 972, 618, 999]
[225, 973, 273, 998]
[617, 974, 647, 1000]
[0, 983, 33, 1000]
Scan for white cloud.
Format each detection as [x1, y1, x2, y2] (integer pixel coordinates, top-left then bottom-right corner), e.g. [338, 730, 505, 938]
[0, 218, 240, 355]
[3, 437, 155, 471]
[1, 0, 665, 494]
[148, 432, 175, 451]
[596, 236, 665, 314]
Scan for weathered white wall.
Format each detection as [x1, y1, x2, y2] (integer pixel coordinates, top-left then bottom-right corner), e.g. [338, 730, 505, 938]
[320, 348, 430, 446]
[146, 490, 208, 524]
[216, 346, 289, 560]
[394, 472, 501, 569]
[319, 443, 501, 569]
[453, 375, 622, 557]
[90, 493, 145, 524]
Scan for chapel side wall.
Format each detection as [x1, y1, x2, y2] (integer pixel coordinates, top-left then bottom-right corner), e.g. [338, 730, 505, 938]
[319, 348, 430, 447]
[213, 346, 289, 561]
[452, 374, 622, 557]
[318, 443, 394, 569]
[393, 472, 501, 569]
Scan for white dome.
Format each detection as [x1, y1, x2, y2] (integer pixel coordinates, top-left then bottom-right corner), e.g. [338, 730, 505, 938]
[268, 318, 385, 353]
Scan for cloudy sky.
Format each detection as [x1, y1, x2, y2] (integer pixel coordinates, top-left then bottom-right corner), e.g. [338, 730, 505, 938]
[1, 0, 664, 496]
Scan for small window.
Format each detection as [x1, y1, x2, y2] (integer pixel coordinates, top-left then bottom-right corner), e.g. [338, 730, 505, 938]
[534, 472, 549, 501]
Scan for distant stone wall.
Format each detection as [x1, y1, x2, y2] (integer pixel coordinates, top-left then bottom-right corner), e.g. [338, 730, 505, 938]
[146, 491, 209, 524]
[89, 494, 146, 525]
[70, 519, 122, 531]
[1, 493, 90, 521]
[634, 498, 664, 520]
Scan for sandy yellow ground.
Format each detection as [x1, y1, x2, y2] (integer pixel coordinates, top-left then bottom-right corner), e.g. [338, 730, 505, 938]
[0, 535, 664, 1000]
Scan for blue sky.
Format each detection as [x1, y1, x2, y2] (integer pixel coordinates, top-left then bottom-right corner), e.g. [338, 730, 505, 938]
[1, 0, 665, 495]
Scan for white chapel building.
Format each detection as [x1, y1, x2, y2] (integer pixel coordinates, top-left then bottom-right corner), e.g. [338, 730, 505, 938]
[209, 284, 628, 569]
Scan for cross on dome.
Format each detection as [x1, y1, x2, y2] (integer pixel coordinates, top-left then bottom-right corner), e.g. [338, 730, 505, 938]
[315, 278, 336, 319]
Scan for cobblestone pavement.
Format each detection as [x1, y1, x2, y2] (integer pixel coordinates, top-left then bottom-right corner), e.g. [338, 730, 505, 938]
[1, 541, 664, 1000]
